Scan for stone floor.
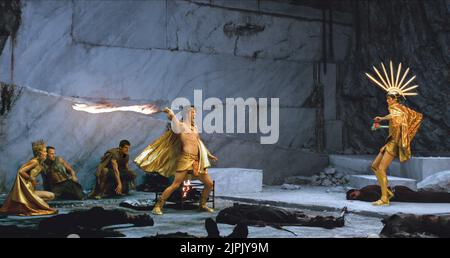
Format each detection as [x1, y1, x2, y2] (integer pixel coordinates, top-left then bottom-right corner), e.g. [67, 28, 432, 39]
[0, 190, 384, 238]
[219, 185, 450, 217]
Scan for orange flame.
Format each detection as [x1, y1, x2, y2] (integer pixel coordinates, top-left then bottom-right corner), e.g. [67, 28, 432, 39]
[72, 103, 159, 115]
[182, 180, 192, 199]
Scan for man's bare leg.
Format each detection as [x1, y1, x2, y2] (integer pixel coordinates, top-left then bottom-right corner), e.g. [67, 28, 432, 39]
[198, 171, 214, 212]
[373, 152, 395, 206]
[152, 171, 187, 215]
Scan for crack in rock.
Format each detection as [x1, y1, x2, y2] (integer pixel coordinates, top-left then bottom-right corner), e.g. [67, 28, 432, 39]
[223, 22, 265, 38]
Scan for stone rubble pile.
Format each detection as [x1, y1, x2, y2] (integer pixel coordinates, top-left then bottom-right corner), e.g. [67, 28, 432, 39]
[281, 166, 350, 189]
[311, 167, 350, 187]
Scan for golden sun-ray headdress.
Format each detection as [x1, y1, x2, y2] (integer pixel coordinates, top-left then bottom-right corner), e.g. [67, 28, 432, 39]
[32, 139, 46, 157]
[365, 61, 419, 97]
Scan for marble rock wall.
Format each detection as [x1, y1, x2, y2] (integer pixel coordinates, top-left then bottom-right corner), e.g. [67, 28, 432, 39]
[340, 0, 450, 156]
[0, 0, 353, 189]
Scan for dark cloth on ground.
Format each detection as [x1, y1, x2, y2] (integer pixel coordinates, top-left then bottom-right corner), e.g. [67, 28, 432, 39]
[144, 218, 248, 238]
[51, 180, 84, 200]
[348, 185, 450, 203]
[0, 224, 124, 238]
[38, 206, 153, 237]
[205, 218, 248, 238]
[216, 203, 345, 229]
[380, 213, 450, 238]
[145, 232, 197, 238]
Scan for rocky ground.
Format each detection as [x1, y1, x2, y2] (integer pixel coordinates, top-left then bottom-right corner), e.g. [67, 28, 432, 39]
[0, 190, 383, 238]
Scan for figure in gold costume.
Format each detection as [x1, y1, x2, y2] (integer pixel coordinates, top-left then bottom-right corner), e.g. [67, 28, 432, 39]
[0, 140, 57, 216]
[134, 105, 218, 215]
[365, 61, 423, 206]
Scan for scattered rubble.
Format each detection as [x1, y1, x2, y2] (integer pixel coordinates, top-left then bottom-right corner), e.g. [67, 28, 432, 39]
[311, 167, 350, 187]
[281, 184, 301, 190]
[282, 166, 350, 188]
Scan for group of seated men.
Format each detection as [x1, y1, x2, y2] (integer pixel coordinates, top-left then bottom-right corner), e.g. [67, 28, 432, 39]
[41, 140, 136, 200]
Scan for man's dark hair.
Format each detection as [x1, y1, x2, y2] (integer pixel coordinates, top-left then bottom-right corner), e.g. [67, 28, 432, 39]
[46, 146, 55, 151]
[346, 189, 357, 200]
[119, 140, 131, 147]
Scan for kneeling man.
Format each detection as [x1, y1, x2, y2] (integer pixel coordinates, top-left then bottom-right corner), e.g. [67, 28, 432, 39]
[90, 140, 137, 199]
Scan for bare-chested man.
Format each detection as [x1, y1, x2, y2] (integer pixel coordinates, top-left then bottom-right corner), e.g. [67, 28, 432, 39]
[134, 105, 218, 215]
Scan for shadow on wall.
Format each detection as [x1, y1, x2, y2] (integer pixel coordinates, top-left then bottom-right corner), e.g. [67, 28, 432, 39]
[0, 0, 21, 65]
[0, 82, 16, 115]
[0, 82, 21, 193]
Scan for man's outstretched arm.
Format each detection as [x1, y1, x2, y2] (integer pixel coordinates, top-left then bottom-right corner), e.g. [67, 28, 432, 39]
[163, 107, 183, 133]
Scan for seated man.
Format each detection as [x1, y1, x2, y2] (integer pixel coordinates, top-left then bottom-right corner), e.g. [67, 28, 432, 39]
[346, 185, 450, 203]
[89, 140, 137, 199]
[42, 146, 84, 200]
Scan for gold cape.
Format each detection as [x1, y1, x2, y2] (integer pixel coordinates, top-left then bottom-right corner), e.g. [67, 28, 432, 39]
[0, 161, 57, 216]
[384, 102, 423, 162]
[134, 130, 213, 179]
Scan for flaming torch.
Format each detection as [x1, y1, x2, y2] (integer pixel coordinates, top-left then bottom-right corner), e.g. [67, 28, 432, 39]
[72, 102, 161, 115]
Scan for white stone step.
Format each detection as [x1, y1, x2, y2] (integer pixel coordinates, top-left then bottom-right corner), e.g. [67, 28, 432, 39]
[399, 157, 450, 181]
[207, 168, 263, 195]
[349, 175, 417, 191]
[329, 155, 401, 175]
[331, 155, 450, 182]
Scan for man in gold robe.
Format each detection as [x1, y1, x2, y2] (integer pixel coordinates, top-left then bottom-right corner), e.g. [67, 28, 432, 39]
[371, 93, 422, 205]
[366, 61, 423, 206]
[134, 106, 218, 215]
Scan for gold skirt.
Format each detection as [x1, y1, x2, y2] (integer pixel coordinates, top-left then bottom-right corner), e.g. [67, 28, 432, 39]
[380, 141, 399, 157]
[176, 152, 207, 177]
[134, 130, 212, 178]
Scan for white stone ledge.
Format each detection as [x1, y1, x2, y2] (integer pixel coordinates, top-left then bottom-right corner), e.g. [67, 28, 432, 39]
[349, 175, 417, 191]
[400, 157, 450, 181]
[207, 168, 263, 195]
